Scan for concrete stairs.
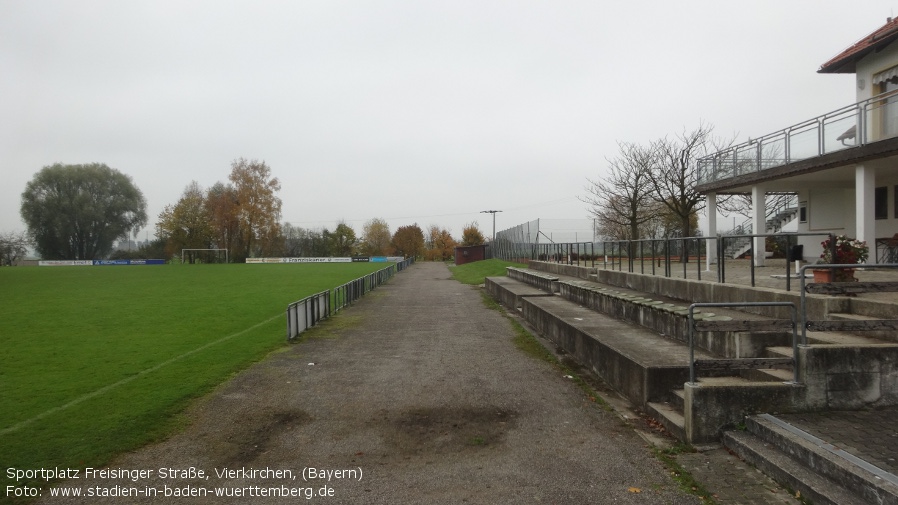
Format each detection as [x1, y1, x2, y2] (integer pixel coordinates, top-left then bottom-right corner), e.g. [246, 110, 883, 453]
[487, 264, 898, 443]
[486, 260, 898, 504]
[489, 266, 808, 444]
[724, 205, 799, 259]
[723, 414, 898, 505]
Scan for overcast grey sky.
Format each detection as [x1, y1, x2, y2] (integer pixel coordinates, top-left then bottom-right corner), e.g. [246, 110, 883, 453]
[2, 1, 895, 242]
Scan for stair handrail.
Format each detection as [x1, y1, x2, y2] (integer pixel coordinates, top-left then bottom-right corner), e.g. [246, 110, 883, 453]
[724, 194, 799, 236]
[799, 263, 898, 345]
[688, 302, 799, 385]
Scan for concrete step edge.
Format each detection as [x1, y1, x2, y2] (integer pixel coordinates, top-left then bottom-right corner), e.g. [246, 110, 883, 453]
[746, 414, 898, 504]
[723, 430, 867, 505]
[645, 401, 686, 442]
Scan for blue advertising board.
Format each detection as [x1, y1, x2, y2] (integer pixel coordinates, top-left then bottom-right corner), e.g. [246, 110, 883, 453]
[92, 259, 166, 266]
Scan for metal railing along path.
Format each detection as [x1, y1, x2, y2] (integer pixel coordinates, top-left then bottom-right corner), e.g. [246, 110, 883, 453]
[286, 257, 415, 341]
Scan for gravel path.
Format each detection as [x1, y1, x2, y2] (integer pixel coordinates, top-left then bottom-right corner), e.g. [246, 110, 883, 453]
[38, 262, 699, 504]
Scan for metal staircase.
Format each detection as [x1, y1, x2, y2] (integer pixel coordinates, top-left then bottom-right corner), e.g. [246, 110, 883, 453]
[723, 195, 799, 259]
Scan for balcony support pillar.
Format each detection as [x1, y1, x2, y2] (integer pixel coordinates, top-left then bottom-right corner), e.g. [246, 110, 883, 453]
[752, 184, 767, 266]
[706, 192, 718, 267]
[855, 164, 876, 261]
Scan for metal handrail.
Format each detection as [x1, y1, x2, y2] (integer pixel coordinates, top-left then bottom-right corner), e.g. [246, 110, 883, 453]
[687, 302, 799, 385]
[798, 263, 898, 345]
[286, 258, 415, 340]
[698, 87, 898, 185]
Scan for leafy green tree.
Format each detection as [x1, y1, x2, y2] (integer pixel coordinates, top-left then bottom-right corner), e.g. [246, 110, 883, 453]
[392, 224, 425, 258]
[329, 221, 357, 256]
[20, 163, 147, 260]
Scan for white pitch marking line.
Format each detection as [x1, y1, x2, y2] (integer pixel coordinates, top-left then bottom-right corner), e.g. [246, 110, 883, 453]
[1, 314, 281, 436]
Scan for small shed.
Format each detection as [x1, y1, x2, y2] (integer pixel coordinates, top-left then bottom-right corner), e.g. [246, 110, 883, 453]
[454, 244, 489, 266]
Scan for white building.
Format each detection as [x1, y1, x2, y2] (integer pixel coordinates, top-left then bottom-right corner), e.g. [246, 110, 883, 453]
[698, 17, 898, 265]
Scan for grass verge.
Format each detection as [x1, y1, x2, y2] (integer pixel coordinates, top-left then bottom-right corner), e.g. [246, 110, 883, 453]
[448, 258, 527, 285]
[0, 262, 389, 504]
[653, 445, 719, 504]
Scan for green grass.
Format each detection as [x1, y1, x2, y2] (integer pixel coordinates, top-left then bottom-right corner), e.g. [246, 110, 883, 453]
[653, 445, 719, 504]
[0, 262, 389, 499]
[448, 258, 527, 285]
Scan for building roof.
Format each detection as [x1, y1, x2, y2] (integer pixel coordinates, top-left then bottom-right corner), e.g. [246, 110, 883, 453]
[819, 17, 898, 74]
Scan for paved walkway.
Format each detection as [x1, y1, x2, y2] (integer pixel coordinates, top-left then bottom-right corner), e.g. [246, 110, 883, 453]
[35, 261, 897, 504]
[38, 262, 698, 504]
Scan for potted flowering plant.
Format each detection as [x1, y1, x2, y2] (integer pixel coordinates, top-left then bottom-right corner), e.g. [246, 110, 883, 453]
[815, 235, 869, 282]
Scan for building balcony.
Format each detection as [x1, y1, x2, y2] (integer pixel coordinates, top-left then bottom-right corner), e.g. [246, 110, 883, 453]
[697, 88, 898, 191]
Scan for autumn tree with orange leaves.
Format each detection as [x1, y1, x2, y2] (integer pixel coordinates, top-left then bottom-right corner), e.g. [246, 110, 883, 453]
[229, 158, 282, 261]
[392, 224, 425, 258]
[425, 225, 457, 261]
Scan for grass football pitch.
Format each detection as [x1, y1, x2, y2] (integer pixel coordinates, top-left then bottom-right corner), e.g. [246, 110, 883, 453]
[0, 262, 392, 494]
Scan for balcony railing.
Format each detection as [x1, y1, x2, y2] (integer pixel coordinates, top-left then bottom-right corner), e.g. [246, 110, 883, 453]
[698, 88, 898, 186]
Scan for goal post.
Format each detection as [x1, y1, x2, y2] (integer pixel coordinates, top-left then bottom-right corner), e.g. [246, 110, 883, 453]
[181, 248, 229, 264]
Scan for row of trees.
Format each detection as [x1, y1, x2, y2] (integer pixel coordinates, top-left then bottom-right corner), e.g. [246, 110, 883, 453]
[581, 124, 720, 242]
[10, 160, 489, 264]
[156, 158, 282, 263]
[155, 157, 487, 262]
[277, 221, 468, 261]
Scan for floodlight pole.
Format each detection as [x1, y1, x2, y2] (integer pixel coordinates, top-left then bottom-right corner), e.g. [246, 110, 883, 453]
[480, 210, 502, 242]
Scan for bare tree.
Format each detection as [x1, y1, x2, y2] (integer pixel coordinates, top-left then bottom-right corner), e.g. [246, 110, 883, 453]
[647, 124, 729, 239]
[0, 231, 31, 266]
[581, 142, 656, 242]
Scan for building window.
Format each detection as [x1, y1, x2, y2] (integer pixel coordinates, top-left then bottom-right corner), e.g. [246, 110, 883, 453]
[875, 186, 888, 219]
[799, 202, 807, 223]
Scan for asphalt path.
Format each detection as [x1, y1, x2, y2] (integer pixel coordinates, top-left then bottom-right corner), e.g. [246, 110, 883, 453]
[37, 262, 699, 504]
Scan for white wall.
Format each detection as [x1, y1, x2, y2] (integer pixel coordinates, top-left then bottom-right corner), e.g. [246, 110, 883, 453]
[855, 41, 898, 102]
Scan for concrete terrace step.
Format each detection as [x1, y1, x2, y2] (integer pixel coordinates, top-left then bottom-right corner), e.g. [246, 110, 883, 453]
[555, 278, 794, 359]
[645, 376, 803, 444]
[646, 401, 686, 441]
[723, 430, 867, 505]
[484, 275, 554, 310]
[743, 367, 795, 382]
[505, 267, 559, 293]
[827, 312, 898, 343]
[724, 413, 898, 505]
[517, 293, 714, 408]
[493, 265, 898, 443]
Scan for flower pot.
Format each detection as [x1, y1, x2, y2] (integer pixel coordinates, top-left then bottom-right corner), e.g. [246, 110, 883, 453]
[812, 269, 833, 283]
[836, 268, 857, 282]
[812, 268, 856, 283]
